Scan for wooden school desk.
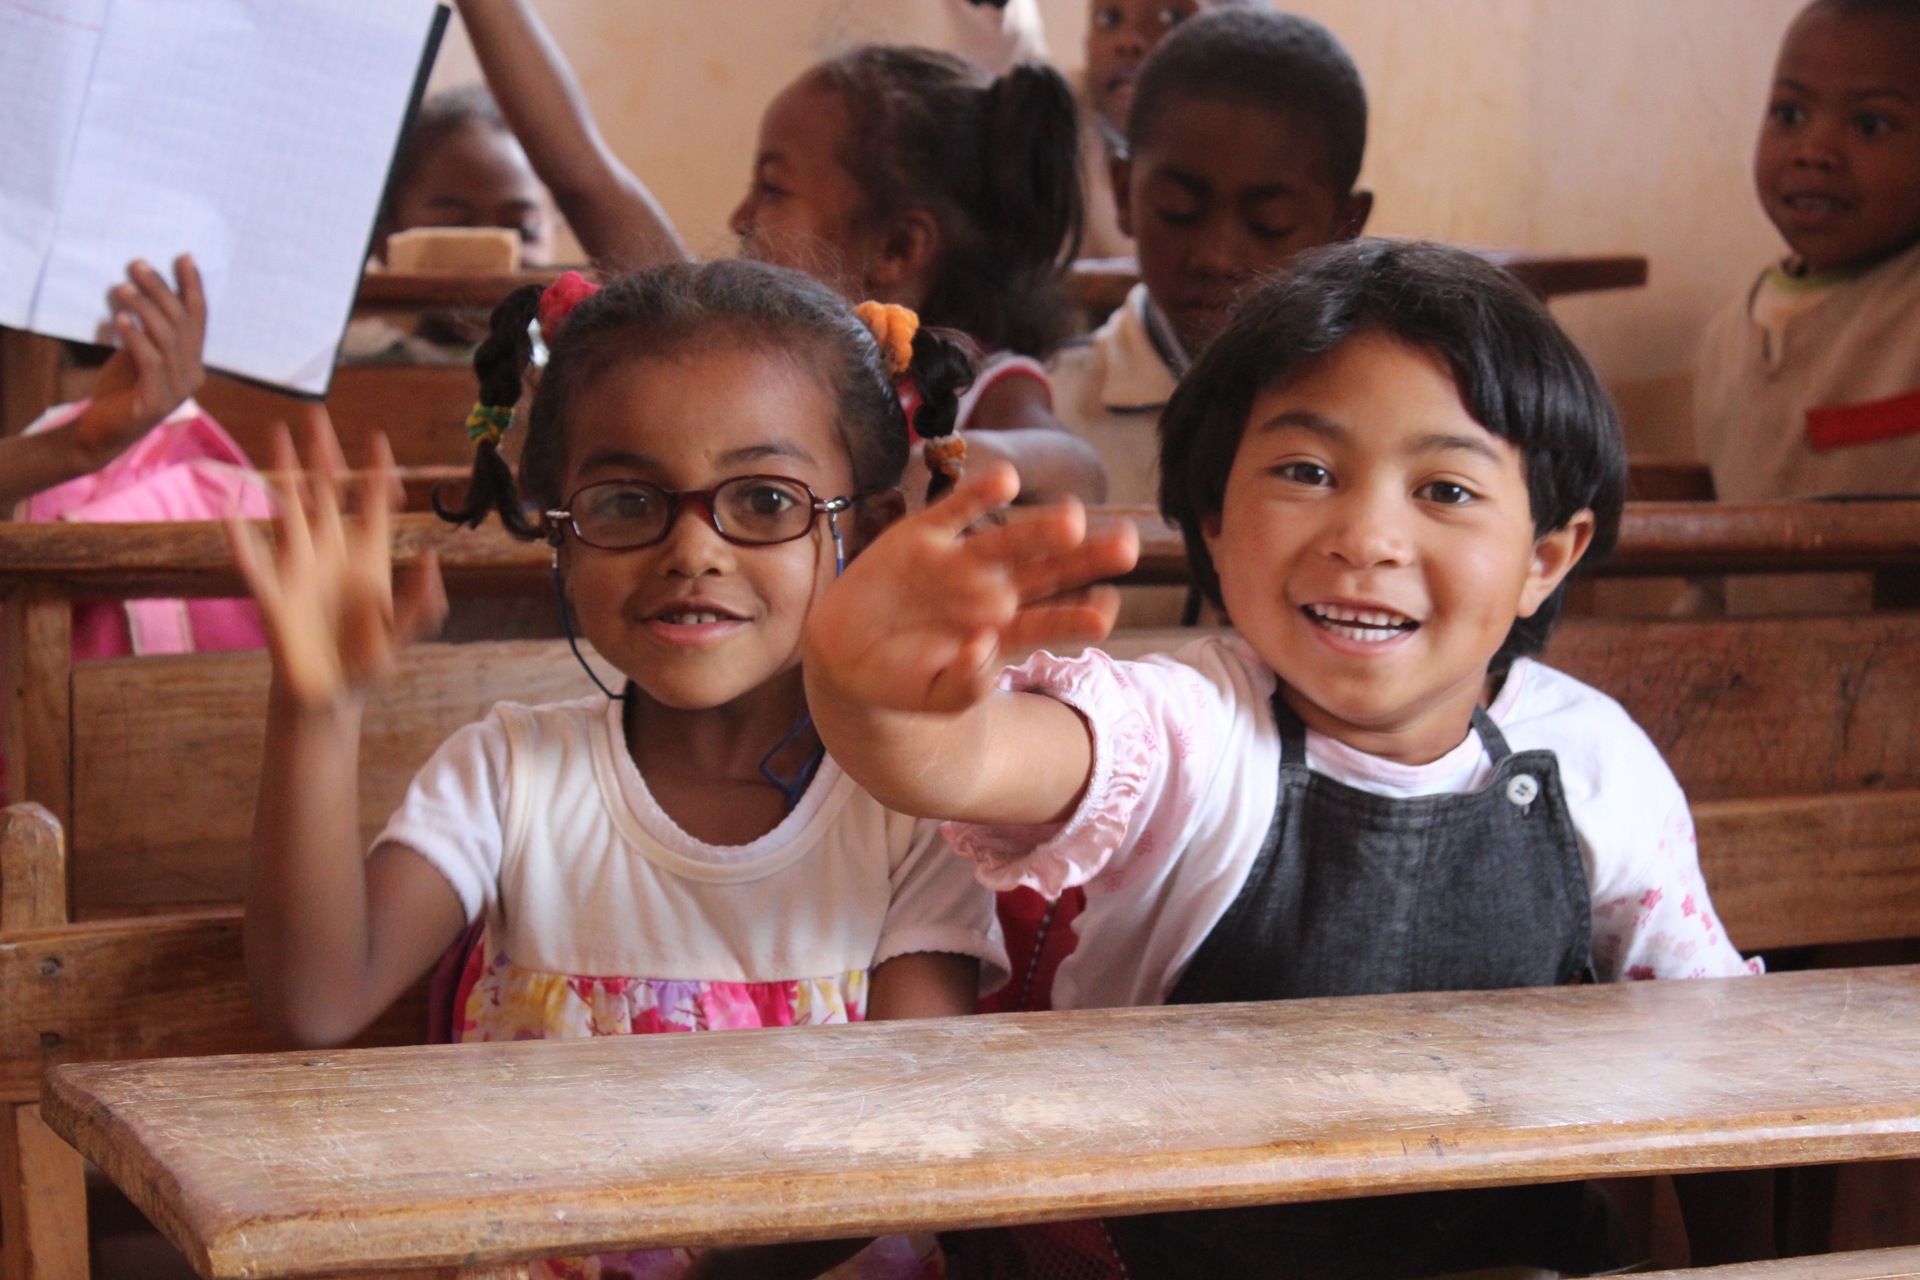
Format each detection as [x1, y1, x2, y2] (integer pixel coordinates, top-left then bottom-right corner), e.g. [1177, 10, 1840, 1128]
[39, 966, 1920, 1279]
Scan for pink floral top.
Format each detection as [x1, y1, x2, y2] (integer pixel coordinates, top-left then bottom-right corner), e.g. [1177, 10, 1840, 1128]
[946, 636, 1763, 1012]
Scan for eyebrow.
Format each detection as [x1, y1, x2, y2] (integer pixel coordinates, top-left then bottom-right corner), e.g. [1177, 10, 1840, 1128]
[1777, 76, 1914, 102]
[573, 441, 817, 477]
[1254, 412, 1504, 463]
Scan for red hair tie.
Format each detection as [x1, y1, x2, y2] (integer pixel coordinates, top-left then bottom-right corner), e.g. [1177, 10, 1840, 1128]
[538, 270, 601, 334]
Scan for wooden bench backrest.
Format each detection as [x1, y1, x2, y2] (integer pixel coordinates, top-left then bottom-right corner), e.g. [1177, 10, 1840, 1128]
[193, 367, 480, 470]
[67, 639, 612, 919]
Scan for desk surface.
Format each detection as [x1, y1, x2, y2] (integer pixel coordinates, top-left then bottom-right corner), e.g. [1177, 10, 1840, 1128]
[43, 967, 1920, 1279]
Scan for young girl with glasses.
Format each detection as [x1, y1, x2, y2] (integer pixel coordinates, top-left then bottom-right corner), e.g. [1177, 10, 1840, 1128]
[228, 260, 1006, 1280]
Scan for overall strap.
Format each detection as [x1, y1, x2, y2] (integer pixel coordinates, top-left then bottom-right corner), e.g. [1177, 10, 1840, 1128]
[1270, 689, 1309, 765]
[1471, 705, 1512, 763]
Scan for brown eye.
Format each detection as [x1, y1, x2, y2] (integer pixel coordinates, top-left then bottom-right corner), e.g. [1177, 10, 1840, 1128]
[1092, 6, 1123, 30]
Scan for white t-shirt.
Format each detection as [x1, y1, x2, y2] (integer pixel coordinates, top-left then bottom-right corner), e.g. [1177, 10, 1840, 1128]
[380, 695, 1007, 990]
[946, 636, 1760, 1011]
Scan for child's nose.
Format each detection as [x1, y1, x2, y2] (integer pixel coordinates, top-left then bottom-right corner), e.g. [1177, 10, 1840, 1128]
[658, 502, 738, 576]
[1321, 492, 1413, 569]
[727, 192, 757, 240]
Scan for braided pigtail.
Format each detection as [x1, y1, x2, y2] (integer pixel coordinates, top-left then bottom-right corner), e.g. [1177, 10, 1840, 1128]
[434, 282, 545, 537]
[907, 328, 976, 502]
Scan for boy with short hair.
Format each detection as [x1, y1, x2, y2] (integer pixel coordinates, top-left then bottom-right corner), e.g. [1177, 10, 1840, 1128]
[1695, 0, 1920, 507]
[1050, 8, 1373, 508]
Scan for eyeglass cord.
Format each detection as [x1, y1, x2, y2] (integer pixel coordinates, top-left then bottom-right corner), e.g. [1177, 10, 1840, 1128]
[548, 549, 827, 812]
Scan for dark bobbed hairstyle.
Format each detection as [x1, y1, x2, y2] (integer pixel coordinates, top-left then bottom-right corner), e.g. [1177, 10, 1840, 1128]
[804, 47, 1084, 360]
[379, 85, 509, 233]
[1159, 239, 1626, 671]
[435, 259, 974, 537]
[1127, 9, 1367, 196]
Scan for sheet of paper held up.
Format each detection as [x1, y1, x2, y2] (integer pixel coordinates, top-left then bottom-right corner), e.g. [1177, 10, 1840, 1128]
[0, 0, 442, 397]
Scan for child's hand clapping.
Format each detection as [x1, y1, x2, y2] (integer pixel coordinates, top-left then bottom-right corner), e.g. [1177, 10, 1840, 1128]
[806, 462, 1140, 714]
[73, 256, 208, 465]
[227, 417, 447, 710]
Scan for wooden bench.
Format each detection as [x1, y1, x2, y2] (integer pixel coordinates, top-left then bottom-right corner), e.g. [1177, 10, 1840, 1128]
[36, 965, 1920, 1279]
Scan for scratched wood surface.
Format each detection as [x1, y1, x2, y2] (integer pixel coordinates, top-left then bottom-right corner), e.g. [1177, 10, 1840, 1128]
[1641, 1246, 1920, 1280]
[43, 967, 1920, 1279]
[1542, 613, 1920, 801]
[66, 640, 615, 917]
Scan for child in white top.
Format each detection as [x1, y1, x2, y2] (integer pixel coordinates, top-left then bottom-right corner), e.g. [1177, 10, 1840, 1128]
[803, 241, 1759, 1280]
[1694, 0, 1920, 613]
[229, 261, 1005, 1280]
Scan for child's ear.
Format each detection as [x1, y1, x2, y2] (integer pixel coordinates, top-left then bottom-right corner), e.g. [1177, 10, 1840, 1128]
[1518, 510, 1596, 618]
[868, 210, 941, 298]
[1335, 189, 1373, 242]
[1110, 154, 1135, 239]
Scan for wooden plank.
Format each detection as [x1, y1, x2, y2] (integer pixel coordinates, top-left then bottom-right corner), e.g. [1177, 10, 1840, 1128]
[196, 366, 482, 471]
[0, 805, 67, 934]
[0, 1104, 88, 1280]
[1629, 461, 1716, 503]
[1640, 1245, 1920, 1280]
[0, 330, 64, 439]
[352, 270, 561, 316]
[5, 586, 72, 832]
[67, 640, 615, 916]
[0, 908, 428, 1104]
[1696, 791, 1920, 950]
[41, 967, 1920, 1279]
[1478, 250, 1649, 298]
[5, 503, 1920, 600]
[1543, 613, 1920, 802]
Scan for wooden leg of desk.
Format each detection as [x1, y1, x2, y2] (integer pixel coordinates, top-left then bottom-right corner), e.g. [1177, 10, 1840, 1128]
[0, 1104, 88, 1280]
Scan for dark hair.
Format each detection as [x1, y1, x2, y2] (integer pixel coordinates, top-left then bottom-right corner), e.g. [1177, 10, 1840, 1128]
[379, 85, 510, 232]
[805, 47, 1084, 360]
[1159, 239, 1626, 670]
[1127, 9, 1367, 196]
[436, 259, 973, 535]
[1802, 0, 1920, 21]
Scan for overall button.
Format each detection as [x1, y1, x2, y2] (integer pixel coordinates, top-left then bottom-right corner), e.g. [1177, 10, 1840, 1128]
[1505, 774, 1540, 807]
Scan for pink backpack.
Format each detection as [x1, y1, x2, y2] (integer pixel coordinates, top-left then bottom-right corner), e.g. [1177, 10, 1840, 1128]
[22, 400, 271, 659]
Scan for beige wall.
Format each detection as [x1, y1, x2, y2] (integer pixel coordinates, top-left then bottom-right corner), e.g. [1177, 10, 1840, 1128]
[431, 0, 1806, 459]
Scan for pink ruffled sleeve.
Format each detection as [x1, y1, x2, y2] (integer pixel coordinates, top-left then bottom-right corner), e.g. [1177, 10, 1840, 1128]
[943, 647, 1210, 899]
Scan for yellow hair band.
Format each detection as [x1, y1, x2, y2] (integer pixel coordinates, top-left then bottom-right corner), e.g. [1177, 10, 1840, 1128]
[466, 403, 514, 446]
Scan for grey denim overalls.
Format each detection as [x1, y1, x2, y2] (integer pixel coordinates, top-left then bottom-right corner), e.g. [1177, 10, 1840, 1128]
[1107, 691, 1631, 1280]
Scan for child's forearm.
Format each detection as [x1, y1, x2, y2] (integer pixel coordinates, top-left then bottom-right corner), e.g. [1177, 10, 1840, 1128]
[807, 673, 1092, 827]
[456, 0, 687, 270]
[0, 426, 114, 510]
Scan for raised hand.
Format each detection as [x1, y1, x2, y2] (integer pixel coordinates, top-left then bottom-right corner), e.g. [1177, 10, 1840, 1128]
[226, 416, 447, 709]
[73, 256, 207, 463]
[806, 462, 1139, 715]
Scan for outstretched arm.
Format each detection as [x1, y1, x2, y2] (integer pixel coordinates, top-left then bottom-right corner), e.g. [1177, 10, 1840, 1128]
[804, 463, 1138, 826]
[0, 257, 205, 509]
[230, 418, 456, 1047]
[455, 0, 687, 269]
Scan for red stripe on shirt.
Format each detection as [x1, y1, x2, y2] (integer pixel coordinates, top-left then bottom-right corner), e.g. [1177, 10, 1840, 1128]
[1806, 386, 1920, 451]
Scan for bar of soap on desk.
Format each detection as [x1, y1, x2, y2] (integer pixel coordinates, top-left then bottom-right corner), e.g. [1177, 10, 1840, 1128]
[385, 227, 522, 273]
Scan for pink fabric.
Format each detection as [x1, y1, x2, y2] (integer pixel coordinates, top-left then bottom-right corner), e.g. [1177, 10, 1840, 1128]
[944, 648, 1154, 898]
[22, 400, 270, 660]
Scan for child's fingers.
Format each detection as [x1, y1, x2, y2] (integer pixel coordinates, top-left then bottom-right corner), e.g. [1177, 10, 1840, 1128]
[1001, 587, 1123, 655]
[351, 434, 397, 582]
[264, 424, 315, 570]
[394, 548, 449, 643]
[922, 628, 1005, 712]
[368, 431, 406, 513]
[172, 254, 208, 341]
[302, 414, 349, 556]
[129, 258, 190, 333]
[111, 311, 165, 395]
[921, 461, 1021, 537]
[1006, 520, 1140, 603]
[958, 499, 1088, 568]
[223, 513, 282, 612]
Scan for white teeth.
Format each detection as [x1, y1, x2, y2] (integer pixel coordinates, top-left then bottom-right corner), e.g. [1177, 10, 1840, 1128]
[661, 612, 726, 625]
[1304, 604, 1415, 643]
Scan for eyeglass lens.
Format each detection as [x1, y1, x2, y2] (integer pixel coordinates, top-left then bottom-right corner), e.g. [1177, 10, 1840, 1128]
[570, 476, 819, 549]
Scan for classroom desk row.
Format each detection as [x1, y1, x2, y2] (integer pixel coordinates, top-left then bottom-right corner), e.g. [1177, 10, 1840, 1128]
[35, 966, 1920, 1279]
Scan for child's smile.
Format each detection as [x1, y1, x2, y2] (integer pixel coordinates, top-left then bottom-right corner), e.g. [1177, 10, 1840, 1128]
[1202, 331, 1592, 766]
